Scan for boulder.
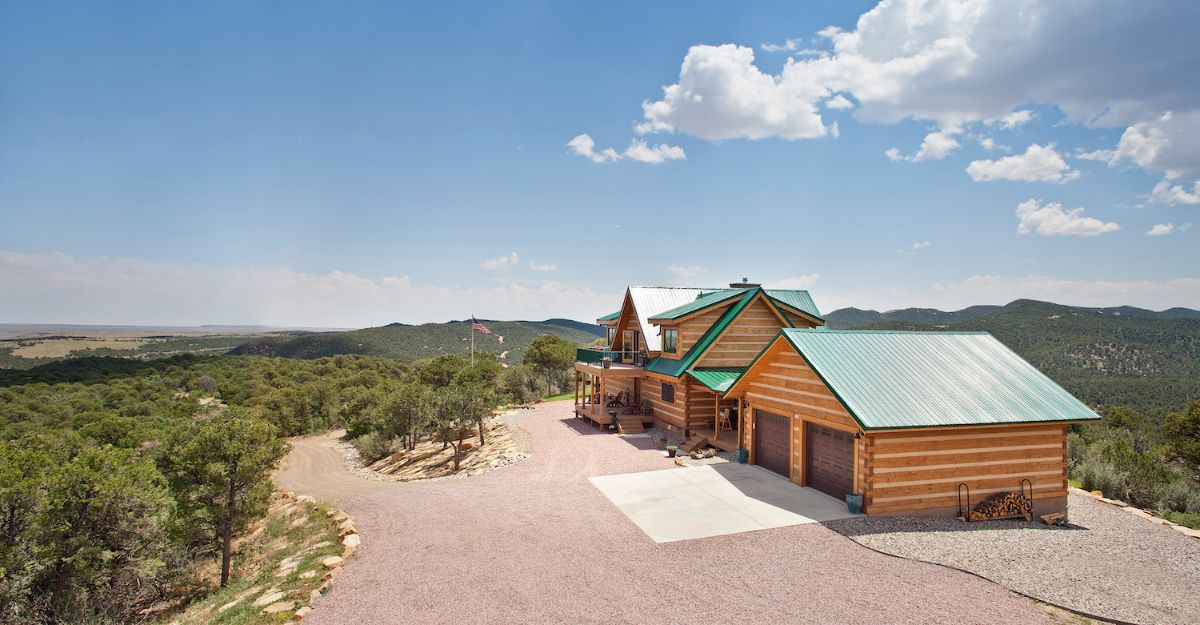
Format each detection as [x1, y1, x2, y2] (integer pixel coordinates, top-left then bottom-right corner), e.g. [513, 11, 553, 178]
[342, 533, 361, 548]
[309, 589, 323, 603]
[252, 590, 284, 608]
[293, 606, 312, 621]
[322, 567, 341, 582]
[296, 495, 316, 504]
[299, 570, 317, 580]
[262, 601, 296, 615]
[321, 556, 343, 569]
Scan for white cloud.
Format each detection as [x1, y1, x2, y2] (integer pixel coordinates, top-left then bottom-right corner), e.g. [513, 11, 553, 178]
[1183, 223, 1195, 232]
[639, 44, 831, 141]
[566, 134, 619, 163]
[622, 139, 686, 164]
[1148, 180, 1200, 205]
[888, 127, 962, 162]
[978, 137, 996, 150]
[990, 110, 1035, 129]
[667, 265, 706, 280]
[1014, 199, 1118, 237]
[621, 1, 1200, 197]
[824, 94, 854, 110]
[0, 251, 618, 327]
[967, 144, 1079, 183]
[773, 273, 821, 289]
[567, 133, 684, 165]
[912, 241, 930, 250]
[529, 260, 559, 272]
[1146, 223, 1175, 236]
[481, 252, 519, 270]
[760, 38, 802, 53]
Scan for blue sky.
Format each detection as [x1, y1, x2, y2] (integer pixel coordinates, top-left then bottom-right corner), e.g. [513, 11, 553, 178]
[2, 1, 1198, 326]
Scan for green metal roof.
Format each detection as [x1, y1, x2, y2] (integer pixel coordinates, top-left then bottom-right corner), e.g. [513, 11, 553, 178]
[649, 289, 745, 320]
[597, 311, 620, 322]
[648, 287, 823, 322]
[773, 329, 1101, 430]
[645, 356, 686, 377]
[686, 367, 747, 393]
[764, 290, 823, 321]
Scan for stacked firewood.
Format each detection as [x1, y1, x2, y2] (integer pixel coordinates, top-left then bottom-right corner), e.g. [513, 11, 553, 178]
[966, 491, 1033, 521]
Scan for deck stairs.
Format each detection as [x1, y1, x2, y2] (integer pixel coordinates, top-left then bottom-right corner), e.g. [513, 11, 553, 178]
[681, 433, 708, 453]
[617, 416, 645, 435]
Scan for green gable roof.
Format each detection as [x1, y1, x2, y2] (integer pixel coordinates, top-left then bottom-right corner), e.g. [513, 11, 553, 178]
[773, 329, 1101, 430]
[687, 367, 746, 393]
[649, 289, 744, 320]
[644, 288, 762, 378]
[597, 311, 620, 322]
[648, 287, 823, 322]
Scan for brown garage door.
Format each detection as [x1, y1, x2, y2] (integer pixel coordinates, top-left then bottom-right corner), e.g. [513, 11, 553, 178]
[754, 410, 790, 478]
[806, 423, 854, 500]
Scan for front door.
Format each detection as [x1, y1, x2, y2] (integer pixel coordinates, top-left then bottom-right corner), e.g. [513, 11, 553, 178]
[754, 410, 791, 478]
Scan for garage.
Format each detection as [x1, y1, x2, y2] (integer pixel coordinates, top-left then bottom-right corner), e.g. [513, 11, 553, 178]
[753, 410, 790, 478]
[805, 423, 854, 500]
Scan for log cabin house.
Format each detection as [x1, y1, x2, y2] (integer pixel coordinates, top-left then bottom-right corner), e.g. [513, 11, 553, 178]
[574, 282, 1101, 518]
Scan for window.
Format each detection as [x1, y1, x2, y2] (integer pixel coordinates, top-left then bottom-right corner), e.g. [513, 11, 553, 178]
[662, 382, 675, 403]
[662, 328, 678, 354]
[606, 326, 616, 346]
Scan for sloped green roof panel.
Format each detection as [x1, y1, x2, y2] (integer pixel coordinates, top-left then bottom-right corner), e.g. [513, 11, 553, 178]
[597, 311, 620, 322]
[686, 367, 747, 393]
[649, 289, 743, 320]
[765, 290, 823, 321]
[779, 329, 1101, 430]
[644, 356, 686, 377]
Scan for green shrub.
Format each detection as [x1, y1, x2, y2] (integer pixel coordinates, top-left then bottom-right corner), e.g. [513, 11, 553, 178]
[352, 431, 393, 464]
[1078, 456, 1125, 498]
[1163, 510, 1200, 529]
[1156, 479, 1194, 513]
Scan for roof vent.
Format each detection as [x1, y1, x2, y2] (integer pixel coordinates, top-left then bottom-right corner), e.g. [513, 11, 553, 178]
[730, 278, 759, 289]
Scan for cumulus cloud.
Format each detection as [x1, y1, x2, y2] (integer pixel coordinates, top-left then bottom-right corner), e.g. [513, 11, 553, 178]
[1149, 180, 1200, 205]
[1014, 199, 1119, 237]
[0, 251, 617, 327]
[760, 38, 803, 53]
[967, 144, 1079, 183]
[529, 260, 559, 272]
[567, 133, 684, 165]
[667, 265, 706, 280]
[912, 241, 931, 250]
[887, 127, 962, 162]
[773, 273, 821, 289]
[824, 94, 855, 110]
[620, 1, 1200, 197]
[1146, 223, 1175, 236]
[481, 252, 519, 270]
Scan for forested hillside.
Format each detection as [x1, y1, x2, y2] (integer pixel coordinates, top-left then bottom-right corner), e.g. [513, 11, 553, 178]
[826, 299, 1200, 416]
[230, 319, 601, 362]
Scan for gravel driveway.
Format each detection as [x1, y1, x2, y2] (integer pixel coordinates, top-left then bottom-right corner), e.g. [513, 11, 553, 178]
[277, 401, 1054, 625]
[828, 492, 1200, 625]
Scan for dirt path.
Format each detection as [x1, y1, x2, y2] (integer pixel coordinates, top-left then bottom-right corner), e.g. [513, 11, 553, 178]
[277, 402, 1053, 625]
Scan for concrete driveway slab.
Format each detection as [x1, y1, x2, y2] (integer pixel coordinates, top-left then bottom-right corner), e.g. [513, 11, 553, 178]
[589, 463, 857, 542]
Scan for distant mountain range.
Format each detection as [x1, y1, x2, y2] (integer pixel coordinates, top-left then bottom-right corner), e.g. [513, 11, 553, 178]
[826, 299, 1200, 415]
[230, 318, 602, 363]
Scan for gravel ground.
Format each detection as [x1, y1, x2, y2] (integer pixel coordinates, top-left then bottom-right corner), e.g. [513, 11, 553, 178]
[279, 401, 1051, 625]
[827, 492, 1200, 625]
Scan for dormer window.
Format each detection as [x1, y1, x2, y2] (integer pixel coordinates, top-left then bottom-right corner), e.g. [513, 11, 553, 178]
[662, 328, 679, 354]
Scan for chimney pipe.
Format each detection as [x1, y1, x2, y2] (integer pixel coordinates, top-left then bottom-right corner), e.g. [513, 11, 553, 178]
[730, 277, 760, 289]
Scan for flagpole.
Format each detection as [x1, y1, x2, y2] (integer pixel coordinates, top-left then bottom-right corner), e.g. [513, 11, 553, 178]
[470, 314, 475, 365]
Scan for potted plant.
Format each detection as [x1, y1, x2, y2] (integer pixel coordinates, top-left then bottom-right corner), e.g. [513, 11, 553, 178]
[601, 356, 612, 369]
[607, 409, 618, 426]
[736, 447, 749, 464]
[665, 445, 678, 458]
[640, 399, 653, 416]
[658, 436, 668, 448]
[845, 492, 864, 514]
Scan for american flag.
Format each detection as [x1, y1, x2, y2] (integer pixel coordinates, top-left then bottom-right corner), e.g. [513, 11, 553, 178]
[472, 316, 492, 334]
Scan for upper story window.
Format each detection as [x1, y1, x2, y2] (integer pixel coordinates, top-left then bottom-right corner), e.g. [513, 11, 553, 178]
[662, 328, 678, 354]
[606, 326, 616, 346]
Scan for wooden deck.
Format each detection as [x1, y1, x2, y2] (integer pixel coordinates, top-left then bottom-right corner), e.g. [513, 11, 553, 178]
[575, 403, 653, 429]
[690, 427, 739, 452]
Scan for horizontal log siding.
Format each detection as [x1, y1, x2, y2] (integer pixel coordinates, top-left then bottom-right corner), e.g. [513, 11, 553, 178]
[643, 375, 685, 430]
[676, 305, 732, 353]
[741, 342, 858, 431]
[863, 424, 1068, 515]
[696, 298, 786, 368]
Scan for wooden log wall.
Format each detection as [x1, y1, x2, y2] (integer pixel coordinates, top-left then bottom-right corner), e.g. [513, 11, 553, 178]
[862, 424, 1069, 515]
[643, 374, 686, 431]
[676, 305, 732, 354]
[696, 298, 786, 367]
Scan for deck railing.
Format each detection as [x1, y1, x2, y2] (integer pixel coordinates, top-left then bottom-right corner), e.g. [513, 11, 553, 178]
[575, 348, 648, 367]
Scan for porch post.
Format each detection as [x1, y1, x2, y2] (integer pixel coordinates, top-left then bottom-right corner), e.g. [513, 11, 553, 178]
[713, 393, 720, 442]
[574, 371, 580, 412]
[736, 397, 745, 448]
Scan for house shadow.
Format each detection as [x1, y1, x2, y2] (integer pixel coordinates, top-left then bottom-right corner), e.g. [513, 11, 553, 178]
[823, 514, 1087, 536]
